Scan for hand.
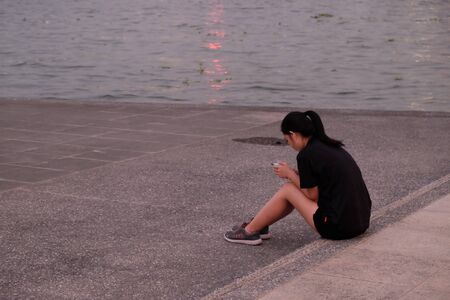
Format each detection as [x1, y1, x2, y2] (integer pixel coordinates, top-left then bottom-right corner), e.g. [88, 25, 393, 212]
[273, 161, 292, 179]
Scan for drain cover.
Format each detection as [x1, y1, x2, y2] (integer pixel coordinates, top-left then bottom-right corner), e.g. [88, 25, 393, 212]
[232, 137, 287, 146]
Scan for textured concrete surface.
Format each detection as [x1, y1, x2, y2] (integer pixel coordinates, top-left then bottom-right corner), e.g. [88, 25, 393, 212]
[259, 193, 450, 300]
[0, 98, 449, 299]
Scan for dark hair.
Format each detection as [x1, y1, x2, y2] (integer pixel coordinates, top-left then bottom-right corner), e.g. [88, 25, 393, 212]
[281, 110, 344, 147]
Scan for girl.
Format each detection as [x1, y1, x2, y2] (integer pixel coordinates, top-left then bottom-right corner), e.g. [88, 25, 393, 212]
[224, 111, 371, 245]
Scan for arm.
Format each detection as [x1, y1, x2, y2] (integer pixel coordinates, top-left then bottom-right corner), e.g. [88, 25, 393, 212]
[285, 169, 300, 189]
[273, 162, 299, 186]
[301, 186, 319, 203]
[274, 163, 319, 202]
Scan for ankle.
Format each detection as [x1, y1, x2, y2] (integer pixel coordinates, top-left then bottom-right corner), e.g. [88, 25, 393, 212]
[244, 225, 256, 235]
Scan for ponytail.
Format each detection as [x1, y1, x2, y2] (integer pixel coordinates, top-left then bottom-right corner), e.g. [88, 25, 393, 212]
[304, 111, 344, 147]
[281, 110, 344, 148]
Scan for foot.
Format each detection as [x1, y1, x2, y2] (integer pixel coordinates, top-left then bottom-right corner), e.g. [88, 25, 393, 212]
[232, 219, 271, 240]
[224, 227, 262, 245]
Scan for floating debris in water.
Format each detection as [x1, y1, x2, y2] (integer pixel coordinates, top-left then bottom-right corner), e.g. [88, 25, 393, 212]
[182, 78, 200, 86]
[312, 13, 334, 19]
[198, 62, 205, 74]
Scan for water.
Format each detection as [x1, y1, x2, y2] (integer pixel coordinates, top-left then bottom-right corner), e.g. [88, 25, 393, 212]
[1, 0, 449, 111]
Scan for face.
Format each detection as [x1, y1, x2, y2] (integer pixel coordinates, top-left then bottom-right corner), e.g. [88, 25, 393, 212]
[284, 132, 310, 151]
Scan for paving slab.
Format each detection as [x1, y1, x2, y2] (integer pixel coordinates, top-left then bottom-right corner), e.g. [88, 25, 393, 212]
[21, 144, 97, 158]
[0, 164, 68, 183]
[0, 98, 449, 299]
[35, 157, 109, 172]
[354, 224, 450, 263]
[73, 148, 147, 162]
[0, 180, 25, 191]
[259, 272, 408, 300]
[63, 136, 170, 152]
[0, 140, 49, 154]
[57, 125, 116, 136]
[99, 130, 208, 146]
[0, 128, 84, 144]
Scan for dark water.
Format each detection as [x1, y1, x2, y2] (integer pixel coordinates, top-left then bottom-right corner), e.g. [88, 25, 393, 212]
[1, 0, 449, 111]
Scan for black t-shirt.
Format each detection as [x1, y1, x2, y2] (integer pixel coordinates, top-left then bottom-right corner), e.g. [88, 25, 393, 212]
[297, 138, 371, 236]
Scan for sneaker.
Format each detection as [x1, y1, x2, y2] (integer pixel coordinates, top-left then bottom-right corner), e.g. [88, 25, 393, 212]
[224, 227, 262, 245]
[232, 219, 271, 240]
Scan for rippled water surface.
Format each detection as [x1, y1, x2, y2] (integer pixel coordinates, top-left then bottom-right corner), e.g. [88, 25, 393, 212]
[1, 0, 449, 111]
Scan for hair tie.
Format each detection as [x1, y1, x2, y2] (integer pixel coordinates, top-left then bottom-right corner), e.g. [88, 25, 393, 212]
[306, 115, 312, 121]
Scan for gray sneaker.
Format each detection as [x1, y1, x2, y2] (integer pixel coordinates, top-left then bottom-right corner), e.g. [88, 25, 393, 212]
[224, 227, 262, 245]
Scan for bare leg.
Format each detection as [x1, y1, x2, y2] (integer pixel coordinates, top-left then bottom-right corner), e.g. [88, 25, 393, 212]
[246, 183, 318, 233]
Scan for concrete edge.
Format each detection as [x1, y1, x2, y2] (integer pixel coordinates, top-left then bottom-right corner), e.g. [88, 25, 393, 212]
[1, 97, 449, 117]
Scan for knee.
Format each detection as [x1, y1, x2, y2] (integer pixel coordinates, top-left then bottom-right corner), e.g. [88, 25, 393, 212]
[281, 182, 297, 191]
[282, 182, 296, 188]
[275, 183, 299, 199]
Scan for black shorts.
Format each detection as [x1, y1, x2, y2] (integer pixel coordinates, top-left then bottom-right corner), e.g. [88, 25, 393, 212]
[313, 208, 363, 240]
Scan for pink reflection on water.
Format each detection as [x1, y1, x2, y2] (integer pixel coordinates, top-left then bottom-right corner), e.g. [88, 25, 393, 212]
[208, 0, 224, 24]
[209, 30, 226, 38]
[207, 98, 219, 104]
[207, 59, 231, 90]
[204, 0, 230, 101]
[211, 59, 228, 75]
[206, 42, 222, 50]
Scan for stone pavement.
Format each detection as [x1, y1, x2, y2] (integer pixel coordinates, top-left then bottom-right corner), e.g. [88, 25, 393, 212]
[0, 98, 449, 299]
[259, 193, 450, 300]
